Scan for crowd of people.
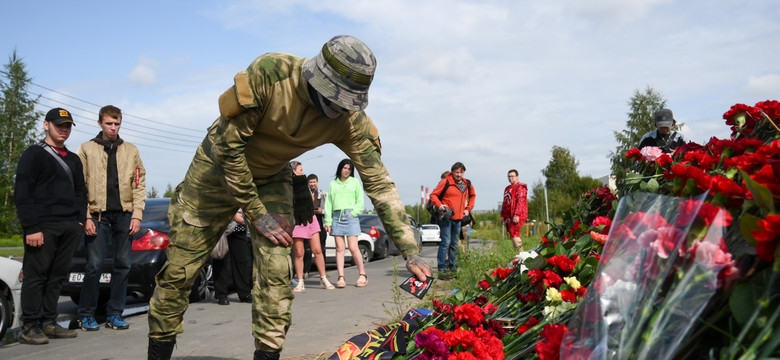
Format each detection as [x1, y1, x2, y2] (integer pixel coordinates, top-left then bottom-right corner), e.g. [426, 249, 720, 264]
[11, 26, 684, 359]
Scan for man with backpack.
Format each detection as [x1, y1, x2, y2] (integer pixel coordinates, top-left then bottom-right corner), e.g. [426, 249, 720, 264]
[429, 162, 475, 280]
[639, 108, 685, 153]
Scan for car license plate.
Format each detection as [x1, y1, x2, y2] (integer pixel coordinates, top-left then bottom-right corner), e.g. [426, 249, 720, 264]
[69, 272, 111, 283]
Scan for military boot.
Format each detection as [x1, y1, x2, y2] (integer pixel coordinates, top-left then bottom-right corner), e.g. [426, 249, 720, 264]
[148, 338, 176, 360]
[254, 350, 280, 360]
[19, 323, 49, 345]
[42, 322, 78, 338]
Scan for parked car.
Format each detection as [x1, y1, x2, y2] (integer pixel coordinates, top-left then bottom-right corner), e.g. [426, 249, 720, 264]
[357, 214, 423, 259]
[323, 214, 423, 265]
[61, 198, 214, 308]
[420, 224, 442, 244]
[324, 232, 374, 266]
[407, 215, 424, 249]
[0, 256, 23, 339]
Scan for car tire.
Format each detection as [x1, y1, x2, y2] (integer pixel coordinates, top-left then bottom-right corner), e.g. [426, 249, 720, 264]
[376, 240, 388, 260]
[0, 288, 12, 340]
[189, 264, 214, 303]
[352, 244, 371, 266]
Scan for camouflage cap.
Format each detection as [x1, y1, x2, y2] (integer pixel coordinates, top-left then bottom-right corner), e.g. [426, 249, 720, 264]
[303, 35, 376, 112]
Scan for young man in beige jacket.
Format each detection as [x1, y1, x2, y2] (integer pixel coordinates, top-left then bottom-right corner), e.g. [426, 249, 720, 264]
[76, 105, 146, 331]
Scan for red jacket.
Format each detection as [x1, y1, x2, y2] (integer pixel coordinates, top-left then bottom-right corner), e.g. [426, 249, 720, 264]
[430, 174, 475, 221]
[501, 182, 528, 221]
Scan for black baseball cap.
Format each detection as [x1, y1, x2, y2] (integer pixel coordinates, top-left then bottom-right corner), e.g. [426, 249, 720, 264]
[45, 107, 75, 126]
[654, 109, 674, 128]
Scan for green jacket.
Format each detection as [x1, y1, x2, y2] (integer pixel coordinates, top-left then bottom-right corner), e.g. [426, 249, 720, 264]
[195, 52, 418, 257]
[323, 176, 364, 225]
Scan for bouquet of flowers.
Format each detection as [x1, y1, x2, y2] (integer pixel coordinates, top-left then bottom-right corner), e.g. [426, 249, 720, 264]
[562, 100, 780, 359]
[560, 192, 739, 359]
[336, 100, 779, 360]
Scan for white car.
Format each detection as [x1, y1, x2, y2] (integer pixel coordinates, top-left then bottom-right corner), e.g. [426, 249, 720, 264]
[324, 232, 375, 265]
[420, 224, 442, 244]
[0, 256, 23, 340]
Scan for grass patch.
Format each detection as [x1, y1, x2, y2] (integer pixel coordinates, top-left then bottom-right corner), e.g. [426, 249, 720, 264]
[0, 247, 24, 258]
[0, 235, 23, 248]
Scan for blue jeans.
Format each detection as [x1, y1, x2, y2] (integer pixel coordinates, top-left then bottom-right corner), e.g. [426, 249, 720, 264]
[78, 211, 132, 316]
[437, 219, 462, 271]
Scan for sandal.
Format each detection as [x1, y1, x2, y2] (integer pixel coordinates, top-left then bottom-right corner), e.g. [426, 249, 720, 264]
[356, 273, 368, 287]
[320, 276, 335, 290]
[293, 280, 305, 292]
[336, 275, 346, 288]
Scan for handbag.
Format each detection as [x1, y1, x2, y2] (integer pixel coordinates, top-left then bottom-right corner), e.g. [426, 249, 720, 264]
[211, 220, 238, 259]
[211, 233, 229, 259]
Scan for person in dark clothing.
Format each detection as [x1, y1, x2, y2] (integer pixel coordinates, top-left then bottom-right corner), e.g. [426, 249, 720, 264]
[213, 210, 254, 305]
[76, 105, 146, 331]
[304, 174, 326, 277]
[14, 107, 87, 345]
[639, 108, 686, 153]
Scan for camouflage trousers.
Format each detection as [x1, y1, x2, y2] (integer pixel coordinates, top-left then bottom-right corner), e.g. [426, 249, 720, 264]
[148, 155, 294, 352]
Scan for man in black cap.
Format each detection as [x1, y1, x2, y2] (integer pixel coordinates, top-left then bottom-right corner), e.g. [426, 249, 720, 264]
[639, 108, 686, 153]
[14, 107, 87, 345]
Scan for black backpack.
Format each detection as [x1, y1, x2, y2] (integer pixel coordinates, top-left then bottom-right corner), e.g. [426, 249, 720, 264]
[425, 178, 472, 218]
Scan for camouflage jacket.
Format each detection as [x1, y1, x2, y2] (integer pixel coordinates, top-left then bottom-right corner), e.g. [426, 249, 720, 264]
[202, 52, 418, 257]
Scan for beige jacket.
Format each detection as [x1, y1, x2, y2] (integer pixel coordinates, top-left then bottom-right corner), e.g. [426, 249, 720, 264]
[77, 139, 146, 220]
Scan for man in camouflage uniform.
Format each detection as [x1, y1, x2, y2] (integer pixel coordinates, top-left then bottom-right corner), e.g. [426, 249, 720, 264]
[147, 35, 432, 360]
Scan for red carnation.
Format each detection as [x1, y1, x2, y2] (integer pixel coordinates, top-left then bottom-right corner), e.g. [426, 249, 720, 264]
[478, 280, 491, 291]
[626, 148, 642, 161]
[752, 215, 780, 261]
[536, 324, 569, 360]
[560, 289, 577, 302]
[542, 270, 563, 287]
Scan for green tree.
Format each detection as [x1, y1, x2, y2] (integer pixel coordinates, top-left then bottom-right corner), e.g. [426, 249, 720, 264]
[542, 146, 581, 193]
[0, 50, 43, 235]
[527, 180, 548, 221]
[163, 183, 175, 198]
[147, 186, 159, 199]
[530, 146, 606, 225]
[608, 87, 667, 192]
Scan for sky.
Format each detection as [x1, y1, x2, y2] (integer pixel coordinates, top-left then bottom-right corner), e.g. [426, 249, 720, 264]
[1, 0, 779, 212]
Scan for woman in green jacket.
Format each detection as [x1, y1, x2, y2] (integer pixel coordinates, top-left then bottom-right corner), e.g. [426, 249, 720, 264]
[324, 159, 367, 288]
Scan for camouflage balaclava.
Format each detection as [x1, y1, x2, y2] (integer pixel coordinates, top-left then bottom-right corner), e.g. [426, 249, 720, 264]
[303, 35, 376, 113]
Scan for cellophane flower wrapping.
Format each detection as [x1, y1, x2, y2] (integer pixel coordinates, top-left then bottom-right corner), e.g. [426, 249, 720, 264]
[561, 192, 736, 360]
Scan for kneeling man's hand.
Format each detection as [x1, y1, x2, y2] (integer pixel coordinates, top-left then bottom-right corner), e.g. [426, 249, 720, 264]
[253, 212, 293, 247]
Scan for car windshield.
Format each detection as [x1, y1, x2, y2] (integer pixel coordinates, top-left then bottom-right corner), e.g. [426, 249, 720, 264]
[421, 225, 438, 230]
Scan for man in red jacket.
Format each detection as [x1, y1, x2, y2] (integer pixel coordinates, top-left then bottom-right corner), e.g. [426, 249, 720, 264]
[429, 162, 476, 280]
[501, 169, 528, 250]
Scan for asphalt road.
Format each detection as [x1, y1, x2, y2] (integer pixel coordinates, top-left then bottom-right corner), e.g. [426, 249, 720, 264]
[0, 244, 442, 359]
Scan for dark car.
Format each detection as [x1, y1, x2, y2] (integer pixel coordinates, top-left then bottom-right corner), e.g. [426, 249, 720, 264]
[61, 198, 214, 307]
[359, 214, 422, 260]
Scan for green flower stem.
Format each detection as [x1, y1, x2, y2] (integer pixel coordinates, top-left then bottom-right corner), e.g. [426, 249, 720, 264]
[635, 268, 714, 360]
[727, 269, 778, 358]
[742, 295, 780, 360]
[619, 248, 682, 359]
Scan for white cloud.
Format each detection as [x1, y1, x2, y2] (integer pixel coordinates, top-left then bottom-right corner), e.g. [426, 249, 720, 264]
[570, 0, 672, 25]
[746, 74, 780, 95]
[127, 57, 160, 86]
[6, 0, 780, 208]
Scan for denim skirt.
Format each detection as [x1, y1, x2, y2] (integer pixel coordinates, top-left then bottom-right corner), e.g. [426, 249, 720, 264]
[329, 209, 360, 236]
